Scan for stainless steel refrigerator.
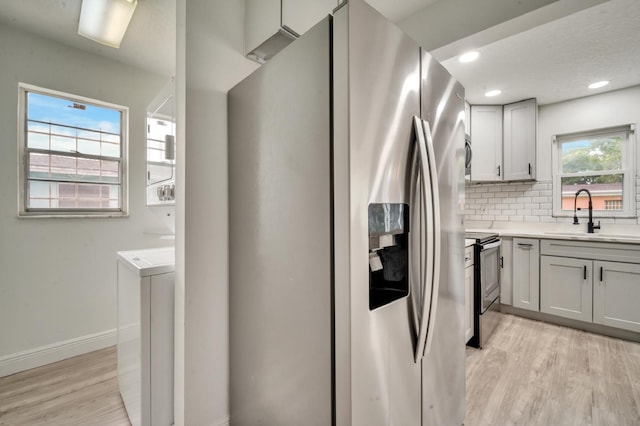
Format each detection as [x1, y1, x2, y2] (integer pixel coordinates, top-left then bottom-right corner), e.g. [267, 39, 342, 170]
[228, 1, 466, 424]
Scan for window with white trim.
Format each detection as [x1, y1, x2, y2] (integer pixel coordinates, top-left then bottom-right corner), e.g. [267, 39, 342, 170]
[18, 84, 128, 216]
[552, 125, 636, 218]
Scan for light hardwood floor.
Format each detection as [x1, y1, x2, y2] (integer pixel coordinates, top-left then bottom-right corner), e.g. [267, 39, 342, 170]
[0, 346, 130, 426]
[466, 313, 640, 426]
[2, 316, 639, 425]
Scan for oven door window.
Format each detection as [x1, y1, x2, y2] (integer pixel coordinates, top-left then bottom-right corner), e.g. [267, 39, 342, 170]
[480, 246, 500, 311]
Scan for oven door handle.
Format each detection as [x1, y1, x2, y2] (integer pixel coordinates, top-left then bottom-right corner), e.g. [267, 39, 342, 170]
[482, 240, 502, 250]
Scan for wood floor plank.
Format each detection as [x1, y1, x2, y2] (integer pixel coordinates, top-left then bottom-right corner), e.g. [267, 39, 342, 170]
[465, 313, 640, 426]
[0, 346, 130, 426]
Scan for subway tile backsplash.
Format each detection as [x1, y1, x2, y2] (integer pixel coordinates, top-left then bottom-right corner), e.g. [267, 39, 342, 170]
[464, 179, 640, 225]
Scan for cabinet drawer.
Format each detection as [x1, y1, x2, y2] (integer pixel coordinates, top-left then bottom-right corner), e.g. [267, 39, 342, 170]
[541, 239, 640, 263]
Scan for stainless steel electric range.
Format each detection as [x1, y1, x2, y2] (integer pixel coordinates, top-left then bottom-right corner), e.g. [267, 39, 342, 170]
[466, 232, 502, 348]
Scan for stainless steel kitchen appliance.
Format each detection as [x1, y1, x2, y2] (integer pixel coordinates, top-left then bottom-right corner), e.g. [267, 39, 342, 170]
[228, 1, 466, 424]
[466, 232, 502, 348]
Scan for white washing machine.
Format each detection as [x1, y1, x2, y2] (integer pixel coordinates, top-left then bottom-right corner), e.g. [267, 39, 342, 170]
[117, 247, 175, 426]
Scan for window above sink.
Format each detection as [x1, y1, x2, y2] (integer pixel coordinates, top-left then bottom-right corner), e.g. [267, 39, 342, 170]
[552, 124, 636, 218]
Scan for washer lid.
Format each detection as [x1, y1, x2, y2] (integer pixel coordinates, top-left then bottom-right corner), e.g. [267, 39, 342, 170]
[117, 246, 175, 277]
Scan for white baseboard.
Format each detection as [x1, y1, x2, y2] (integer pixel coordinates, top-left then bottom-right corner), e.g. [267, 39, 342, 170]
[0, 328, 117, 378]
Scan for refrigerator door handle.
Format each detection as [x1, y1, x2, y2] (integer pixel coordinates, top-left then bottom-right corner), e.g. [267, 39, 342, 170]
[412, 116, 435, 363]
[421, 119, 441, 357]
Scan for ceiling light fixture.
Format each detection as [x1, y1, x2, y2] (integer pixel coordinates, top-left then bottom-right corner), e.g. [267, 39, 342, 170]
[588, 80, 609, 89]
[485, 89, 502, 97]
[78, 0, 138, 48]
[459, 51, 480, 63]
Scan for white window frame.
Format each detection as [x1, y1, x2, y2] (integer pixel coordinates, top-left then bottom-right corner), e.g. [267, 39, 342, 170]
[552, 124, 636, 218]
[17, 83, 129, 217]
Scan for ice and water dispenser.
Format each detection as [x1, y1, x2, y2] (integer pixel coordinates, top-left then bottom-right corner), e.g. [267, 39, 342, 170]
[368, 203, 409, 310]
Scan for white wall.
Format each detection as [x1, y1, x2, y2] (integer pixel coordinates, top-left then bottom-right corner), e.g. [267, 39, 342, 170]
[537, 85, 640, 181]
[464, 85, 640, 224]
[0, 23, 172, 367]
[175, 1, 258, 425]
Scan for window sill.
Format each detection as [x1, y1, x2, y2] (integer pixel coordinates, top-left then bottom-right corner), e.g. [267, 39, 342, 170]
[18, 212, 129, 219]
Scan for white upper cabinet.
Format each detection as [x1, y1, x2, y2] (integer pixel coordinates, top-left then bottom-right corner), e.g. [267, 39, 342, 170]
[503, 99, 537, 181]
[245, 0, 338, 63]
[470, 105, 503, 181]
[469, 99, 537, 182]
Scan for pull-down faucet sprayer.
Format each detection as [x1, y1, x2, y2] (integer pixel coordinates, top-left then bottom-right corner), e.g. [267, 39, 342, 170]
[573, 189, 601, 233]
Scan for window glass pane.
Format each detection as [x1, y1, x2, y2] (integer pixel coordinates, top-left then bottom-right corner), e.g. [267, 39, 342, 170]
[50, 134, 76, 152]
[27, 131, 49, 149]
[102, 133, 121, 144]
[28, 153, 120, 183]
[28, 121, 49, 133]
[50, 124, 75, 137]
[101, 142, 120, 158]
[28, 181, 120, 209]
[77, 139, 101, 156]
[77, 129, 101, 140]
[560, 174, 623, 211]
[561, 135, 622, 173]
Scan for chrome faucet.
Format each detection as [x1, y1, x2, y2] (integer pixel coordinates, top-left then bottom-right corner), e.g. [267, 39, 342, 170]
[573, 189, 600, 233]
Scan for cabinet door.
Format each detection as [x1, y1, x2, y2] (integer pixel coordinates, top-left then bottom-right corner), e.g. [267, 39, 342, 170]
[512, 238, 540, 311]
[282, 0, 338, 36]
[465, 265, 474, 343]
[594, 261, 640, 333]
[470, 105, 502, 181]
[503, 99, 536, 181]
[500, 237, 513, 305]
[540, 256, 592, 322]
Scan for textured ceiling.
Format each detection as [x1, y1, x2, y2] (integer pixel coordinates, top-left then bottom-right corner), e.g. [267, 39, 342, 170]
[0, 0, 176, 77]
[0, 0, 638, 107]
[441, 0, 640, 105]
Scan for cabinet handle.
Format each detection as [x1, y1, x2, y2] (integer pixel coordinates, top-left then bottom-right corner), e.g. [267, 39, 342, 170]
[528, 163, 532, 175]
[517, 243, 533, 249]
[497, 165, 501, 177]
[500, 256, 504, 268]
[600, 266, 603, 282]
[583, 265, 587, 280]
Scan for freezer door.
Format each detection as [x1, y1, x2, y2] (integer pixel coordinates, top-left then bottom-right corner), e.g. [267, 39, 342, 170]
[228, 18, 333, 426]
[333, 1, 423, 424]
[420, 50, 466, 426]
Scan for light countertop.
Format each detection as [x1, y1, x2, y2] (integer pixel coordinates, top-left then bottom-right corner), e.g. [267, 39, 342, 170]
[465, 221, 640, 245]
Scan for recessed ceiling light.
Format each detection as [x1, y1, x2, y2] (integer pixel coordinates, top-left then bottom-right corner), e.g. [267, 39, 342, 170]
[588, 80, 609, 89]
[459, 51, 480, 63]
[485, 90, 502, 97]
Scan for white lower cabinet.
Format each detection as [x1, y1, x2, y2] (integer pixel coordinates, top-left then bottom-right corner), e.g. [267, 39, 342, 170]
[512, 238, 539, 311]
[540, 255, 592, 322]
[593, 261, 640, 333]
[464, 246, 474, 343]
